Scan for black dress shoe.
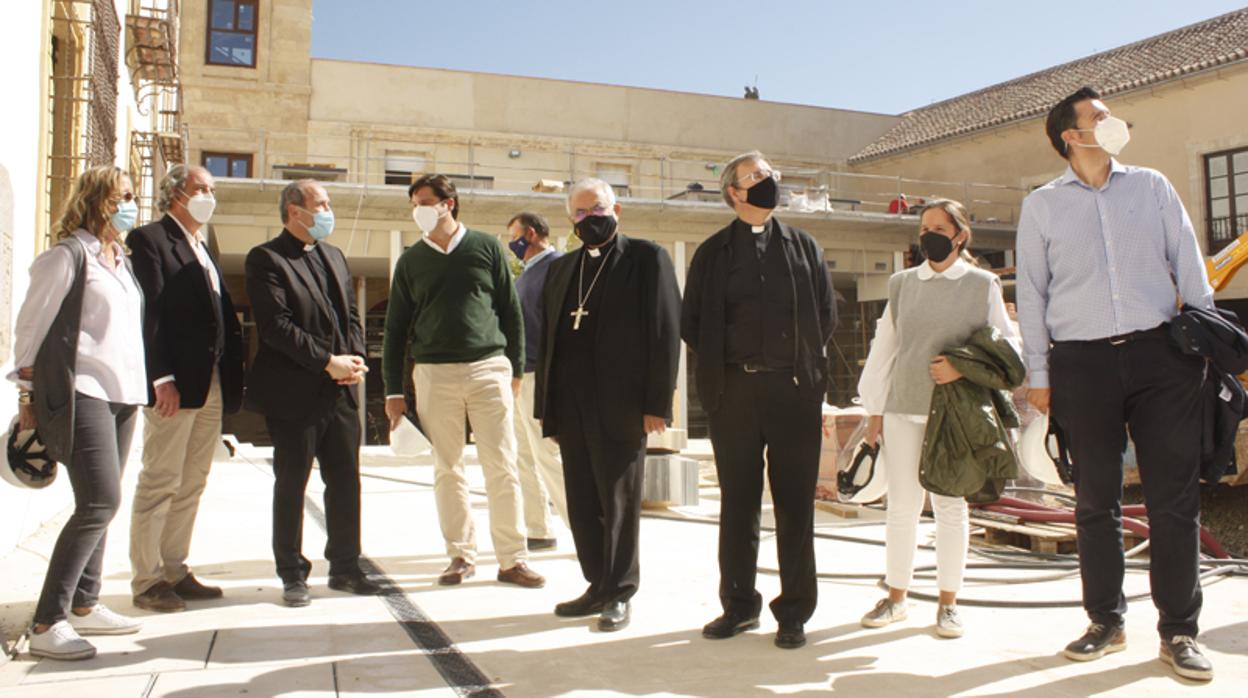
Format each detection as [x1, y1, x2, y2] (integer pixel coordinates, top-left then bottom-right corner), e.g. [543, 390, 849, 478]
[328, 571, 383, 596]
[702, 611, 761, 639]
[598, 600, 630, 632]
[282, 581, 311, 607]
[775, 621, 806, 649]
[1063, 623, 1126, 661]
[554, 591, 605, 617]
[1160, 635, 1213, 681]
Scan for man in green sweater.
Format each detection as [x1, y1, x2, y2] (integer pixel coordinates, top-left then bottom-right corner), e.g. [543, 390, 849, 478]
[383, 174, 544, 589]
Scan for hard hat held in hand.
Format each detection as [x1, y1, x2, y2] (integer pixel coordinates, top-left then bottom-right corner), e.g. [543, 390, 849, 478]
[835, 415, 887, 504]
[4, 416, 58, 490]
[1018, 413, 1074, 486]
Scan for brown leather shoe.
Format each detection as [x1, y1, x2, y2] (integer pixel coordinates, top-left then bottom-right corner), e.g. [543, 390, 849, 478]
[438, 557, 476, 586]
[133, 581, 186, 613]
[497, 562, 545, 588]
[173, 573, 224, 600]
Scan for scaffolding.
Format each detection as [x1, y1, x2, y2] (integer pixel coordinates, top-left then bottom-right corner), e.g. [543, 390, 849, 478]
[45, 0, 121, 245]
[125, 0, 183, 224]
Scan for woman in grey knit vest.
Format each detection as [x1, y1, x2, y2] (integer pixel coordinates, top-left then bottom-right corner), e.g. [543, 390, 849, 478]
[855, 200, 1019, 639]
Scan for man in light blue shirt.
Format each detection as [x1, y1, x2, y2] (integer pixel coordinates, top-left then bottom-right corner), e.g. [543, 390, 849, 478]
[1017, 86, 1215, 681]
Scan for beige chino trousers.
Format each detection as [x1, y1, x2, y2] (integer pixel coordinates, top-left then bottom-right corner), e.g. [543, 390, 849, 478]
[513, 371, 568, 536]
[130, 371, 222, 595]
[414, 356, 527, 568]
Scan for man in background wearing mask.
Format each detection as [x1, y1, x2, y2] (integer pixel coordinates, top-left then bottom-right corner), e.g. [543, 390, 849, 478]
[126, 165, 244, 612]
[246, 179, 379, 606]
[506, 211, 568, 551]
[1018, 87, 1216, 680]
[383, 174, 544, 589]
[682, 151, 836, 650]
[535, 178, 681, 632]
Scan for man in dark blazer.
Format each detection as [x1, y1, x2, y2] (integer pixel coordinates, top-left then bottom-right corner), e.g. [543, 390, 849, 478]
[126, 164, 244, 612]
[535, 178, 681, 632]
[245, 179, 379, 606]
[682, 151, 837, 650]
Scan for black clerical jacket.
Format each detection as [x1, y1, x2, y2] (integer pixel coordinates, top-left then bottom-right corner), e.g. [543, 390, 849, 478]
[127, 214, 244, 413]
[534, 234, 682, 441]
[682, 217, 837, 414]
[244, 230, 365, 421]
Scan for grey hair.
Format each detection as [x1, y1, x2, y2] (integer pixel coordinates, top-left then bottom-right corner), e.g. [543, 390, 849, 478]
[719, 150, 765, 208]
[279, 179, 314, 224]
[156, 164, 191, 214]
[565, 177, 617, 216]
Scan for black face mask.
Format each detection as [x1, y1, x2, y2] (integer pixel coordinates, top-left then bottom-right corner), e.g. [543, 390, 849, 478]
[575, 214, 618, 247]
[744, 175, 779, 209]
[919, 232, 957, 263]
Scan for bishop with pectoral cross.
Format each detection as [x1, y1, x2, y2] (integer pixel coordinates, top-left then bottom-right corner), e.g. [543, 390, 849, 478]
[533, 181, 682, 634]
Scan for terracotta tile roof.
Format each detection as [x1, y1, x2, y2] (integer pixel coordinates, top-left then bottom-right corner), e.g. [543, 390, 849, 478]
[850, 9, 1248, 163]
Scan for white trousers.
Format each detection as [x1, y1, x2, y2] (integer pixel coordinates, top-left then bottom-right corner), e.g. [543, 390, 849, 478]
[882, 414, 969, 594]
[512, 371, 568, 537]
[414, 356, 526, 568]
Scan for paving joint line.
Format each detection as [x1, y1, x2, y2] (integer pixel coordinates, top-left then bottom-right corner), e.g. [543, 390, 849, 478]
[303, 494, 503, 697]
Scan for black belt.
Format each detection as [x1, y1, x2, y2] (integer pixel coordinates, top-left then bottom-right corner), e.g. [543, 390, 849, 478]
[728, 363, 792, 374]
[1057, 324, 1169, 347]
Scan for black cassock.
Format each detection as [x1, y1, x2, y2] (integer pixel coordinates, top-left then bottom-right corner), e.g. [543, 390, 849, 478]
[534, 233, 681, 603]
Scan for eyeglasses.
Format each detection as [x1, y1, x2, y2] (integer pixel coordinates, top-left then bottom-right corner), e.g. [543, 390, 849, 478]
[571, 205, 612, 223]
[735, 169, 781, 187]
[108, 192, 135, 205]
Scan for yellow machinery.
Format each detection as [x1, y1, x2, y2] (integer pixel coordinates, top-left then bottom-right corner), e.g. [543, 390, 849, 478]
[1206, 231, 1248, 292]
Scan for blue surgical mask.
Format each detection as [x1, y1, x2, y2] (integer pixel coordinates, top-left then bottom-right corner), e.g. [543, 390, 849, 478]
[111, 200, 138, 234]
[298, 207, 335, 240]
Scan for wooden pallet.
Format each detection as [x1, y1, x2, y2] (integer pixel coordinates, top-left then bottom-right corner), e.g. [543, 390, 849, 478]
[971, 512, 1144, 555]
[972, 514, 1079, 554]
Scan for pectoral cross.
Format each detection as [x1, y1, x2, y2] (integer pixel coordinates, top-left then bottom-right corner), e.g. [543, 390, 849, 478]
[571, 305, 589, 331]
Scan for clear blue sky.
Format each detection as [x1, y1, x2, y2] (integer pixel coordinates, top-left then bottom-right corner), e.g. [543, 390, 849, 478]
[310, 0, 1247, 115]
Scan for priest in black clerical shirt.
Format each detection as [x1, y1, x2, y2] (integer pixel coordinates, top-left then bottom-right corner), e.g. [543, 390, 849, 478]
[682, 151, 837, 650]
[534, 178, 681, 632]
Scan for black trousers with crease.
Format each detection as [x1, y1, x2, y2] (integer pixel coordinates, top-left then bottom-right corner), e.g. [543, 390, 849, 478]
[708, 368, 821, 624]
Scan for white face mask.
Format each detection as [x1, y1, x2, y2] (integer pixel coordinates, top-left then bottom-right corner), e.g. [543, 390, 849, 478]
[412, 204, 442, 233]
[1073, 115, 1131, 156]
[184, 192, 216, 224]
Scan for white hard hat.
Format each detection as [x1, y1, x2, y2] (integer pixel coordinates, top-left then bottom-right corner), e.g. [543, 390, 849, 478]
[4, 417, 58, 490]
[838, 440, 887, 503]
[1018, 413, 1073, 486]
[835, 411, 887, 504]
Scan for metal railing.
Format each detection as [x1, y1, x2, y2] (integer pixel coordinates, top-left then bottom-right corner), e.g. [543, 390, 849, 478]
[184, 125, 1029, 225]
[1210, 213, 1248, 254]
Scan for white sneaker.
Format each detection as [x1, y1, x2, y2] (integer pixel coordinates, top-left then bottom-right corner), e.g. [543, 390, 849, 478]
[28, 621, 96, 660]
[67, 604, 142, 636]
[861, 598, 908, 628]
[936, 604, 964, 638]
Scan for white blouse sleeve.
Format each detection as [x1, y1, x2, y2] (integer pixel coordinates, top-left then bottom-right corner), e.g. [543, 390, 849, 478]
[857, 303, 898, 416]
[6, 245, 77, 389]
[986, 278, 1022, 356]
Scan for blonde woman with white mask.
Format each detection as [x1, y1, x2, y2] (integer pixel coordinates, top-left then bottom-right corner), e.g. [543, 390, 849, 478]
[856, 199, 1019, 639]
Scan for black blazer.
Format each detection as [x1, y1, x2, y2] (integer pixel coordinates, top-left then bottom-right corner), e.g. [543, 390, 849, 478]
[681, 217, 837, 414]
[244, 230, 365, 421]
[127, 215, 244, 413]
[534, 234, 682, 441]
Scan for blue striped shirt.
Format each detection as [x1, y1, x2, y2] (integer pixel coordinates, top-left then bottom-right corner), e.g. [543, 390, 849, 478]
[1016, 159, 1214, 388]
